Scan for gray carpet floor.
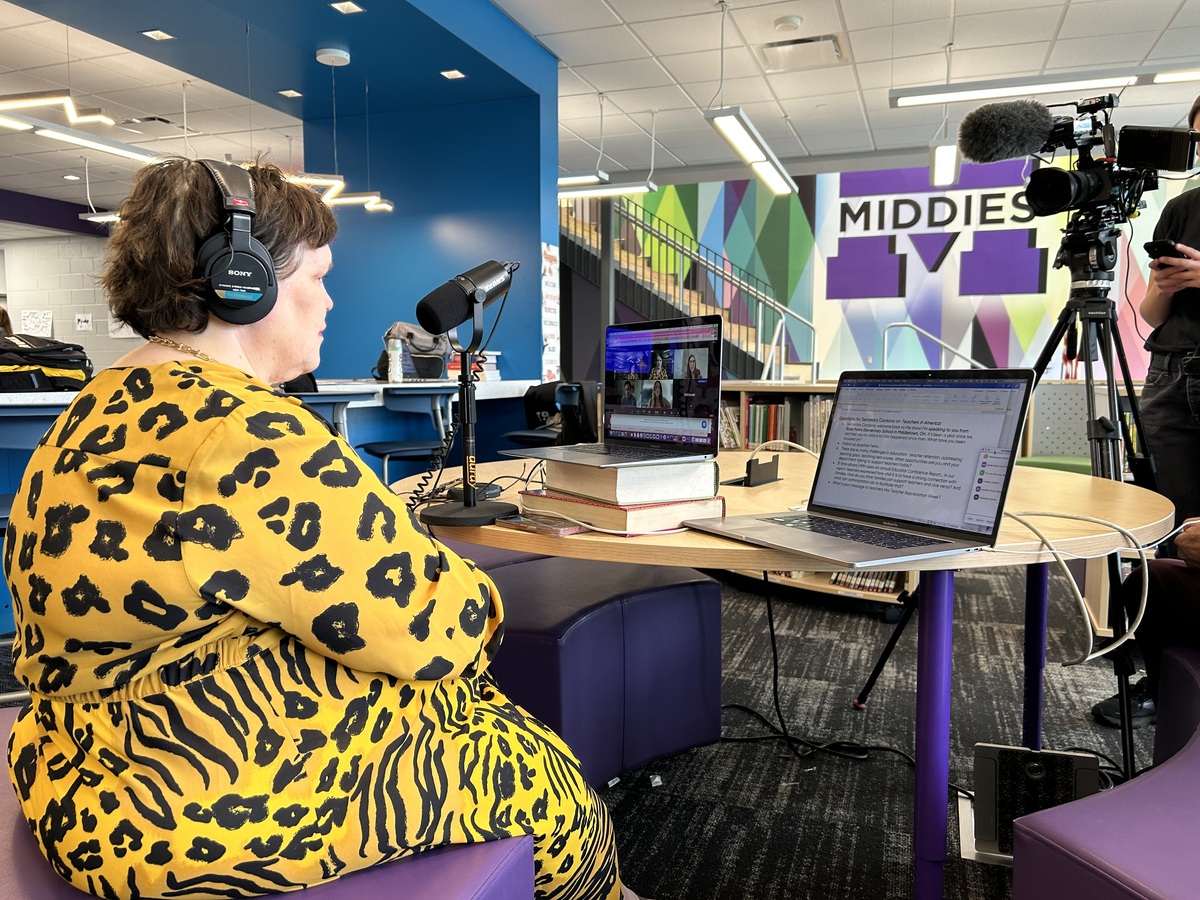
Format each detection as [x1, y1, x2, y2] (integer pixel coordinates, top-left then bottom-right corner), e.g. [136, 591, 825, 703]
[601, 568, 1154, 900]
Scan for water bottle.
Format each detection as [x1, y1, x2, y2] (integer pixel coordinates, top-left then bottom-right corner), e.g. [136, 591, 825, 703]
[386, 338, 404, 383]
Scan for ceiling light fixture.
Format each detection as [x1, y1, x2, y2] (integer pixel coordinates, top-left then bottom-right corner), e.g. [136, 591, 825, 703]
[558, 181, 657, 199]
[0, 89, 115, 126]
[0, 115, 32, 131]
[63, 173, 80, 181]
[329, 1, 365, 13]
[78, 211, 120, 223]
[141, 30, 175, 41]
[306, 49, 393, 212]
[702, 3, 796, 195]
[890, 71, 1140, 108]
[558, 171, 610, 187]
[559, 108, 658, 199]
[1154, 69, 1200, 84]
[559, 93, 611, 188]
[928, 37, 959, 187]
[278, 89, 302, 98]
[440, 69, 466, 80]
[705, 107, 796, 195]
[34, 126, 159, 163]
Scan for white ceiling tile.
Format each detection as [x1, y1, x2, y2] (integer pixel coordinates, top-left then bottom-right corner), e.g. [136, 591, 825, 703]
[570, 58, 679, 95]
[951, 7, 1066, 51]
[1045, 33, 1161, 70]
[629, 13, 726, 58]
[658, 49, 762, 85]
[949, 43, 1051, 81]
[1060, 0, 1185, 39]
[491, 0, 621, 35]
[538, 26, 652, 67]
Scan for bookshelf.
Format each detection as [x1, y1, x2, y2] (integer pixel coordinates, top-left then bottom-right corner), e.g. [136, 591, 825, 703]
[720, 379, 915, 604]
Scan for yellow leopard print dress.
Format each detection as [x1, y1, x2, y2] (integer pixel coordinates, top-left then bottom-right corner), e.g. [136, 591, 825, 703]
[3, 361, 621, 899]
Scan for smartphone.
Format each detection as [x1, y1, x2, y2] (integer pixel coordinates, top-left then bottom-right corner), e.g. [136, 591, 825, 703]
[1145, 239, 1185, 260]
[495, 513, 587, 536]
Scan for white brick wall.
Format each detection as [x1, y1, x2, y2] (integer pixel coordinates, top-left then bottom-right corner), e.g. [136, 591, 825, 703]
[1, 235, 132, 370]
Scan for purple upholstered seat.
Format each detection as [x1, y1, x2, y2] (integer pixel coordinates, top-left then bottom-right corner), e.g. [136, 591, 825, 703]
[1011, 647, 1200, 900]
[0, 705, 533, 900]
[484, 557, 722, 787]
[439, 536, 546, 572]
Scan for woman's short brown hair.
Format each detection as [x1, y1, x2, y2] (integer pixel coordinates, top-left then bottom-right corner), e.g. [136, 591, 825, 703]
[102, 157, 338, 337]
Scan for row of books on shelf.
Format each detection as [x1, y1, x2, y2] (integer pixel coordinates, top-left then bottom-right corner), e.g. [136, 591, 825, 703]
[718, 395, 834, 450]
[518, 457, 723, 534]
[827, 570, 907, 594]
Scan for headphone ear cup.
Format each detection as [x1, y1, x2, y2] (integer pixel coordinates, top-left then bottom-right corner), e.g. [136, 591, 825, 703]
[196, 231, 278, 325]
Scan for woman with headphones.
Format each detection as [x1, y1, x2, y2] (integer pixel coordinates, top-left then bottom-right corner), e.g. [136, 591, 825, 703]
[3, 157, 631, 900]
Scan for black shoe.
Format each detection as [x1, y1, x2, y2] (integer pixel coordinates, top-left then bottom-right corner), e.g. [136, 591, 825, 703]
[1091, 677, 1156, 728]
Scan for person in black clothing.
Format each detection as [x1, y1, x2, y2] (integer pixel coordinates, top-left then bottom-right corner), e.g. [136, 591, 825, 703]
[1092, 95, 1200, 728]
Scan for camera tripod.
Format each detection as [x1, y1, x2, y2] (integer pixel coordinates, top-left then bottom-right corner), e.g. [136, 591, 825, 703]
[1031, 216, 1157, 781]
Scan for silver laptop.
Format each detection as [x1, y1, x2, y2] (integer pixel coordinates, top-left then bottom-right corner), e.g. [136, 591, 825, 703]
[684, 369, 1035, 567]
[501, 315, 722, 468]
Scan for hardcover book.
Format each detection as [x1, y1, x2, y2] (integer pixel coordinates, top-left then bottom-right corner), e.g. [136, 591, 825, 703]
[541, 458, 719, 505]
[518, 489, 725, 534]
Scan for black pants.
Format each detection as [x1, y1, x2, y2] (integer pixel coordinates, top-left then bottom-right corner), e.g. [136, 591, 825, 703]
[1140, 352, 1200, 532]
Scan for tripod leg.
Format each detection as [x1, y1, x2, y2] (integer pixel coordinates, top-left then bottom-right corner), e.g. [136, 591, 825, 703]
[853, 590, 916, 710]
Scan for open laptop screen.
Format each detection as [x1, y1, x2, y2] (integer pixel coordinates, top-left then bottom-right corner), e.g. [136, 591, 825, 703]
[602, 315, 723, 454]
[808, 370, 1034, 539]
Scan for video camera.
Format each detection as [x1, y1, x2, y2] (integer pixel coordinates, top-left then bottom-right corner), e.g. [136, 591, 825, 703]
[958, 94, 1199, 221]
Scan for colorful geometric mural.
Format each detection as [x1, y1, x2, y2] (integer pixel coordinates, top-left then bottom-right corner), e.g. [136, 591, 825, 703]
[638, 158, 1183, 381]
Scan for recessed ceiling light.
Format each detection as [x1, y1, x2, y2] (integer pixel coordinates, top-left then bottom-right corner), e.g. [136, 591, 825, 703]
[278, 89, 303, 99]
[141, 30, 175, 41]
[63, 174, 80, 180]
[329, 2, 364, 13]
[440, 69, 466, 80]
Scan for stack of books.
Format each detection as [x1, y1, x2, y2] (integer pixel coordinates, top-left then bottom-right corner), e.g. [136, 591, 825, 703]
[447, 350, 502, 380]
[518, 458, 724, 534]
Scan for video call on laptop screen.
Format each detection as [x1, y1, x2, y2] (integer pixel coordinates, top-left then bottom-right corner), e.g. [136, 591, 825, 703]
[602, 316, 723, 451]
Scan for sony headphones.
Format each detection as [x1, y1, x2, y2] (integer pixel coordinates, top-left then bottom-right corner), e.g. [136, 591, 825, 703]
[194, 159, 277, 324]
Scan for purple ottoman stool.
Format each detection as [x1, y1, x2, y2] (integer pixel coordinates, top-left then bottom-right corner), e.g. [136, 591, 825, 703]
[0, 705, 533, 900]
[484, 557, 722, 788]
[1012, 647, 1200, 900]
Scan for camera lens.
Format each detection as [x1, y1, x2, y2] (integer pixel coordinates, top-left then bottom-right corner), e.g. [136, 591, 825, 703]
[1025, 167, 1111, 216]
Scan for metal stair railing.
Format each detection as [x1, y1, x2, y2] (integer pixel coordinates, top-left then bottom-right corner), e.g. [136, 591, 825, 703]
[881, 322, 987, 370]
[560, 197, 816, 381]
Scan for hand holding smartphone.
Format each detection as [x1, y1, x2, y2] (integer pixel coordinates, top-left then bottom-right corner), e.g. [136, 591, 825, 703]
[1145, 239, 1186, 268]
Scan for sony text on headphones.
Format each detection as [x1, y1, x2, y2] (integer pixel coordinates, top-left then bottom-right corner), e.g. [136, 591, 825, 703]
[194, 159, 278, 324]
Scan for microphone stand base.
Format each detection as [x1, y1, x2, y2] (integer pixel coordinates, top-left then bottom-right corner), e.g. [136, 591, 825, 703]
[419, 500, 518, 528]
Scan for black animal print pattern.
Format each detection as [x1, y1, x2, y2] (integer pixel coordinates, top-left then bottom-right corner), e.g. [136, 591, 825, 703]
[4, 361, 620, 899]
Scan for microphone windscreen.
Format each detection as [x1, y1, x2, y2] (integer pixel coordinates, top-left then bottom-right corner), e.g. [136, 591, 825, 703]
[416, 281, 471, 335]
[957, 99, 1053, 164]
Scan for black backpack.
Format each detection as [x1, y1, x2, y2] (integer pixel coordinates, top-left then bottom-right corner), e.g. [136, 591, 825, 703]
[0, 334, 94, 391]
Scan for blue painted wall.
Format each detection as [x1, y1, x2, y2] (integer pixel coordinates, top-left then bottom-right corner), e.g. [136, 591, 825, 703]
[305, 95, 545, 380]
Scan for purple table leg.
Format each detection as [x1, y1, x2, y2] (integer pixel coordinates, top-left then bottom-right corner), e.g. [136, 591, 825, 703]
[914, 569, 955, 900]
[1023, 563, 1049, 751]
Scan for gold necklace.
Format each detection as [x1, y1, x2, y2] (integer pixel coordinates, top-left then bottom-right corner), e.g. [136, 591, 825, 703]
[146, 334, 214, 362]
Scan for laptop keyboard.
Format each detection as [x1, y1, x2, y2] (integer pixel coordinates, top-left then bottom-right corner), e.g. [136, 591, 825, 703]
[761, 514, 950, 549]
[570, 443, 691, 461]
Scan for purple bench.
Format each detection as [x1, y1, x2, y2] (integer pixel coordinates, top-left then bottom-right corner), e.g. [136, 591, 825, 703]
[0, 705, 534, 900]
[1012, 646, 1200, 899]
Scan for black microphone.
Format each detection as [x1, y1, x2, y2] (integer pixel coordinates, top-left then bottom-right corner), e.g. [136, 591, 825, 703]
[957, 99, 1055, 164]
[415, 260, 520, 335]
